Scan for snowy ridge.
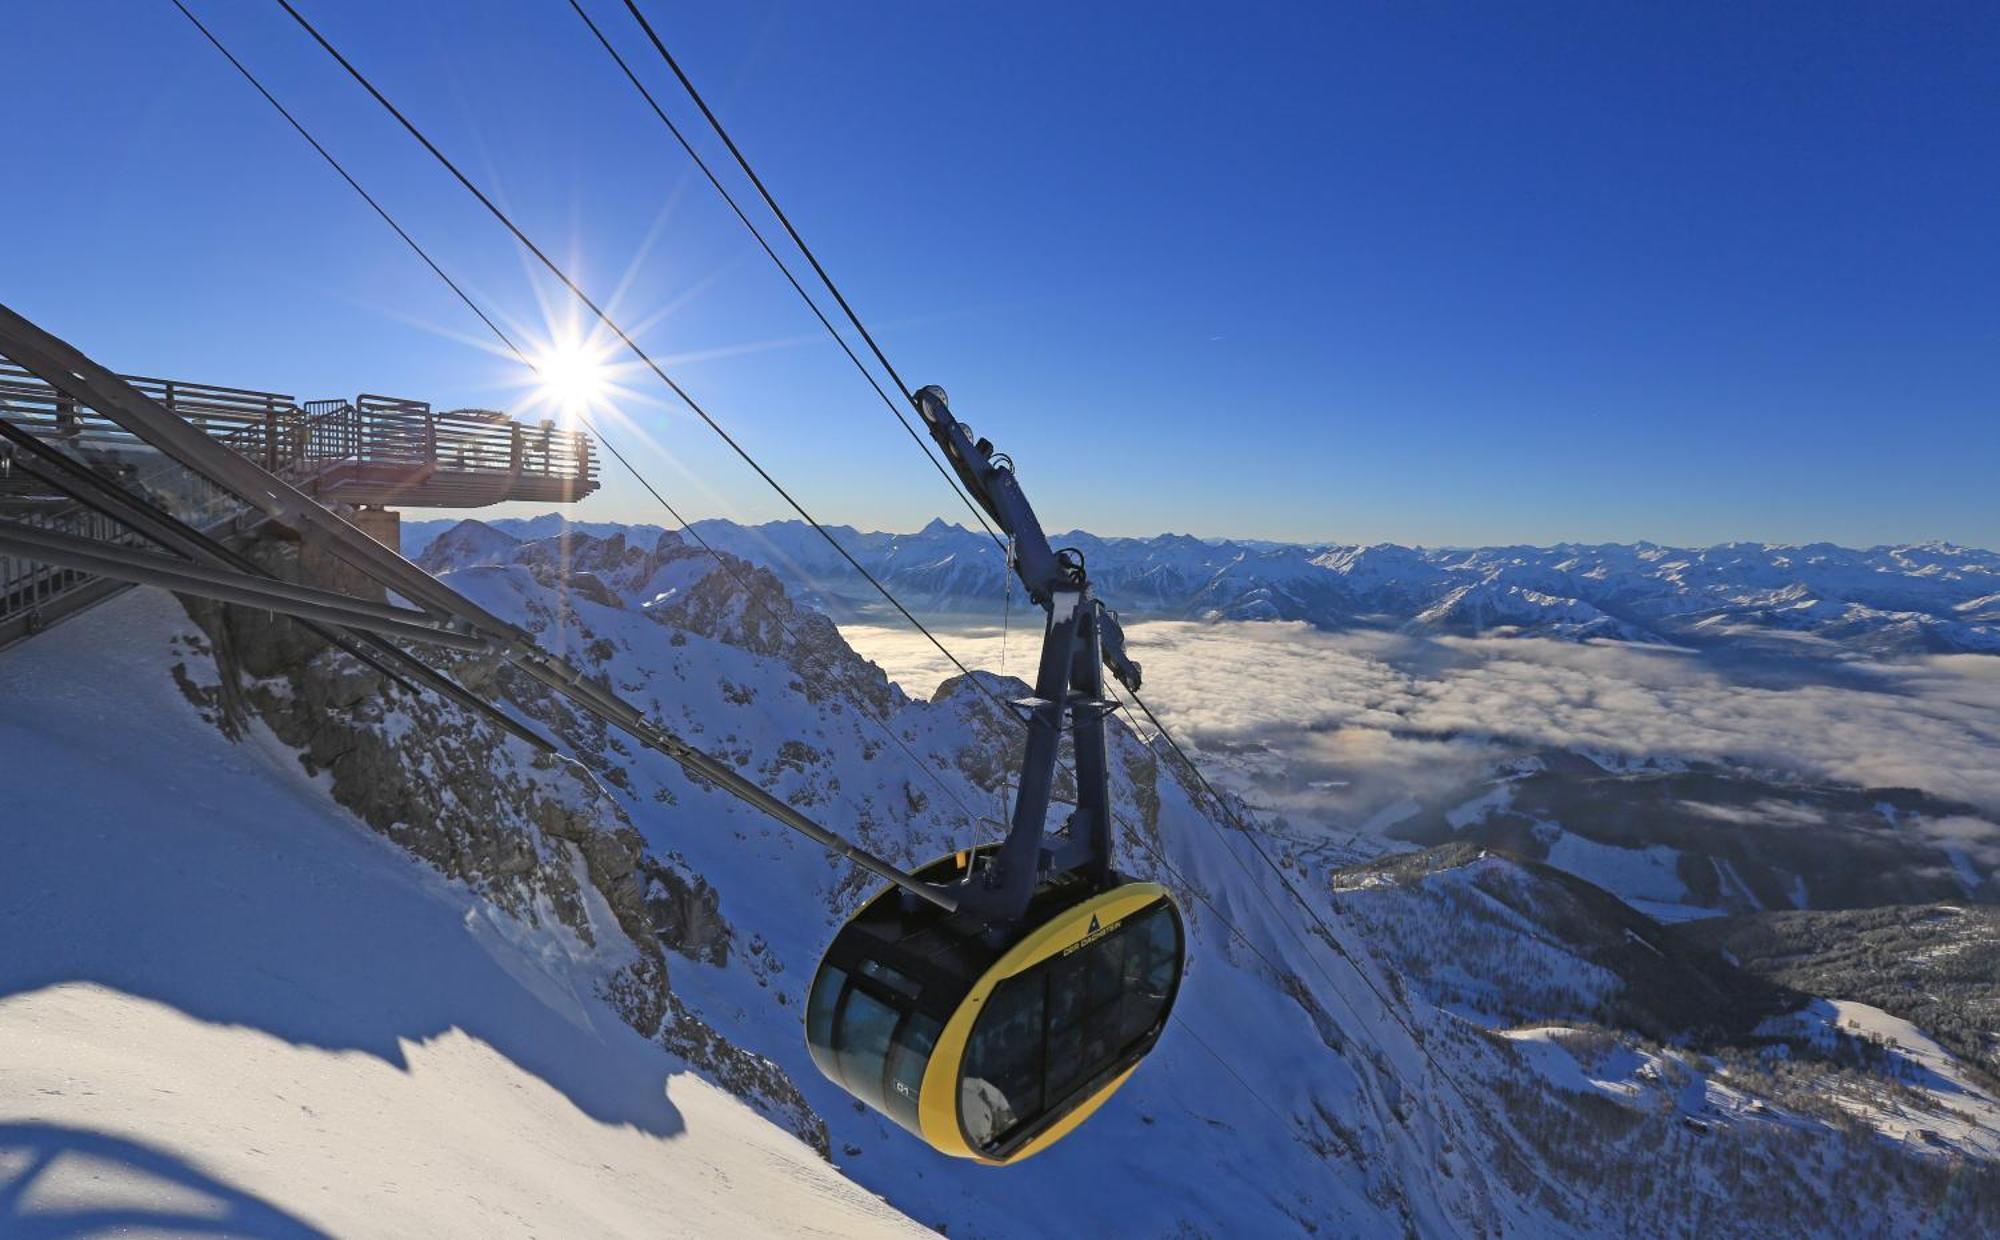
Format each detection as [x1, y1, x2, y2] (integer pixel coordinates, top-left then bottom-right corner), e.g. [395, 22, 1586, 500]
[406, 517, 2000, 655]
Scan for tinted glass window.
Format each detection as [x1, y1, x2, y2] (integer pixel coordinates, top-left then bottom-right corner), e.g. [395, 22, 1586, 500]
[859, 957, 921, 999]
[1042, 951, 1088, 1100]
[804, 964, 848, 1084]
[1056, 905, 1178, 1104]
[885, 1013, 941, 1131]
[1114, 913, 1172, 1045]
[960, 974, 1044, 1149]
[1054, 949, 1119, 1097]
[1086, 932, 1125, 1007]
[836, 988, 900, 1111]
[960, 899, 1181, 1153]
[1140, 908, 1178, 994]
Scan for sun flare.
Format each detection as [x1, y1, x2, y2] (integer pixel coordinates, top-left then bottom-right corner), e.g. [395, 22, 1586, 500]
[532, 338, 614, 415]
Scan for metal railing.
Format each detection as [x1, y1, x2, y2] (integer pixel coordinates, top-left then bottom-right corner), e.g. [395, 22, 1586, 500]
[0, 364, 597, 488]
[0, 500, 148, 634]
[333, 396, 596, 482]
[0, 364, 296, 471]
[0, 431, 271, 641]
[0, 362, 595, 641]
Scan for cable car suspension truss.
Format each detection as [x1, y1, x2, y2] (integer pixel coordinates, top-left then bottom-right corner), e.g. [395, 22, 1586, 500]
[912, 386, 1144, 922]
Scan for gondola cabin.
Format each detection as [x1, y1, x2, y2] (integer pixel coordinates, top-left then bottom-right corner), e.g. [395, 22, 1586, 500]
[807, 846, 1185, 1165]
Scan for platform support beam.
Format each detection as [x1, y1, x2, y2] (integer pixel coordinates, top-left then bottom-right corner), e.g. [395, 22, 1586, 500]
[351, 505, 400, 552]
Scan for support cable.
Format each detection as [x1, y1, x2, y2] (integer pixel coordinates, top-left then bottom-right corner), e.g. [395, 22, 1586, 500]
[259, 0, 1403, 1067]
[272, 0, 986, 693]
[257, 3, 1042, 799]
[566, 0, 1003, 551]
[169, 0, 525, 361]
[1111, 682, 1586, 1214]
[612, 2, 975, 517]
[535, 0, 1479, 1136]
[187, 3, 1563, 1196]
[578, 7, 1424, 1036]
[1170, 1014, 1329, 1155]
[171, 0, 989, 837]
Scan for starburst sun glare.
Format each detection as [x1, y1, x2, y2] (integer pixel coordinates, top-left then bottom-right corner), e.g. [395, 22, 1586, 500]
[532, 338, 615, 415]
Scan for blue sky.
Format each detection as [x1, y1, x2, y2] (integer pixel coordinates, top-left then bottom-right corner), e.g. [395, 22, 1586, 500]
[6, 1, 1995, 547]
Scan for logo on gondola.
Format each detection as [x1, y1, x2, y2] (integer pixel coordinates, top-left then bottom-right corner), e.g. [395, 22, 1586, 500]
[1063, 908, 1121, 957]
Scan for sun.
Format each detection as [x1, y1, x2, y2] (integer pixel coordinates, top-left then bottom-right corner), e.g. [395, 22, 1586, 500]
[533, 338, 614, 415]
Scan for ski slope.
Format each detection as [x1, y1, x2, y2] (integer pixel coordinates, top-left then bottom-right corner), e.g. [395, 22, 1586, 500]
[0, 592, 925, 1238]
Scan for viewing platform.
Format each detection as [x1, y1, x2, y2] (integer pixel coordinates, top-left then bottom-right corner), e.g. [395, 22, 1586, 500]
[0, 363, 599, 511]
[0, 360, 600, 646]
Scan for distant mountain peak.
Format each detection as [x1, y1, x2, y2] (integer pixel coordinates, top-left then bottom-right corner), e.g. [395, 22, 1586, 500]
[401, 515, 2000, 657]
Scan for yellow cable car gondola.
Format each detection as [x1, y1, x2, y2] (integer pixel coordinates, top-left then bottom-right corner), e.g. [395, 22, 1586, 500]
[806, 388, 1186, 1163]
[808, 847, 1183, 1164]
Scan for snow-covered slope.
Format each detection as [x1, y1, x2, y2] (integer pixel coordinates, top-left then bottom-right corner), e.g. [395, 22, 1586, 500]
[1399, 756, 1994, 922]
[0, 592, 923, 1238]
[419, 530, 1502, 1235]
[415, 517, 523, 572]
[7, 525, 1997, 1236]
[1412, 581, 1650, 642]
[405, 514, 668, 561]
[1327, 848, 2000, 1226]
[409, 518, 2000, 656]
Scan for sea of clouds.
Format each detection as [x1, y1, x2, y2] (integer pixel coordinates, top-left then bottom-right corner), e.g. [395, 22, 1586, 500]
[841, 620, 2000, 865]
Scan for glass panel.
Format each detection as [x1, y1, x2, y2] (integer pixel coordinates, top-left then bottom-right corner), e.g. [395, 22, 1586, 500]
[1042, 951, 1089, 1100]
[959, 898, 1182, 1152]
[859, 957, 921, 999]
[836, 988, 900, 1112]
[1075, 932, 1125, 1091]
[961, 975, 1044, 1151]
[1117, 906, 1174, 1044]
[805, 964, 848, 1083]
[1043, 903, 1181, 1104]
[885, 1013, 941, 1132]
[1085, 932, 1125, 1008]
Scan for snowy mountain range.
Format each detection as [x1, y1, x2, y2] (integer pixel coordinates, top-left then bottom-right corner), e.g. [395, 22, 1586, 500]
[5, 518, 1996, 1234]
[407, 516, 2000, 655]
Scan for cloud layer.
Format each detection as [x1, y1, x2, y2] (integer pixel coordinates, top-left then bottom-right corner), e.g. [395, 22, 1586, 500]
[842, 620, 2000, 828]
